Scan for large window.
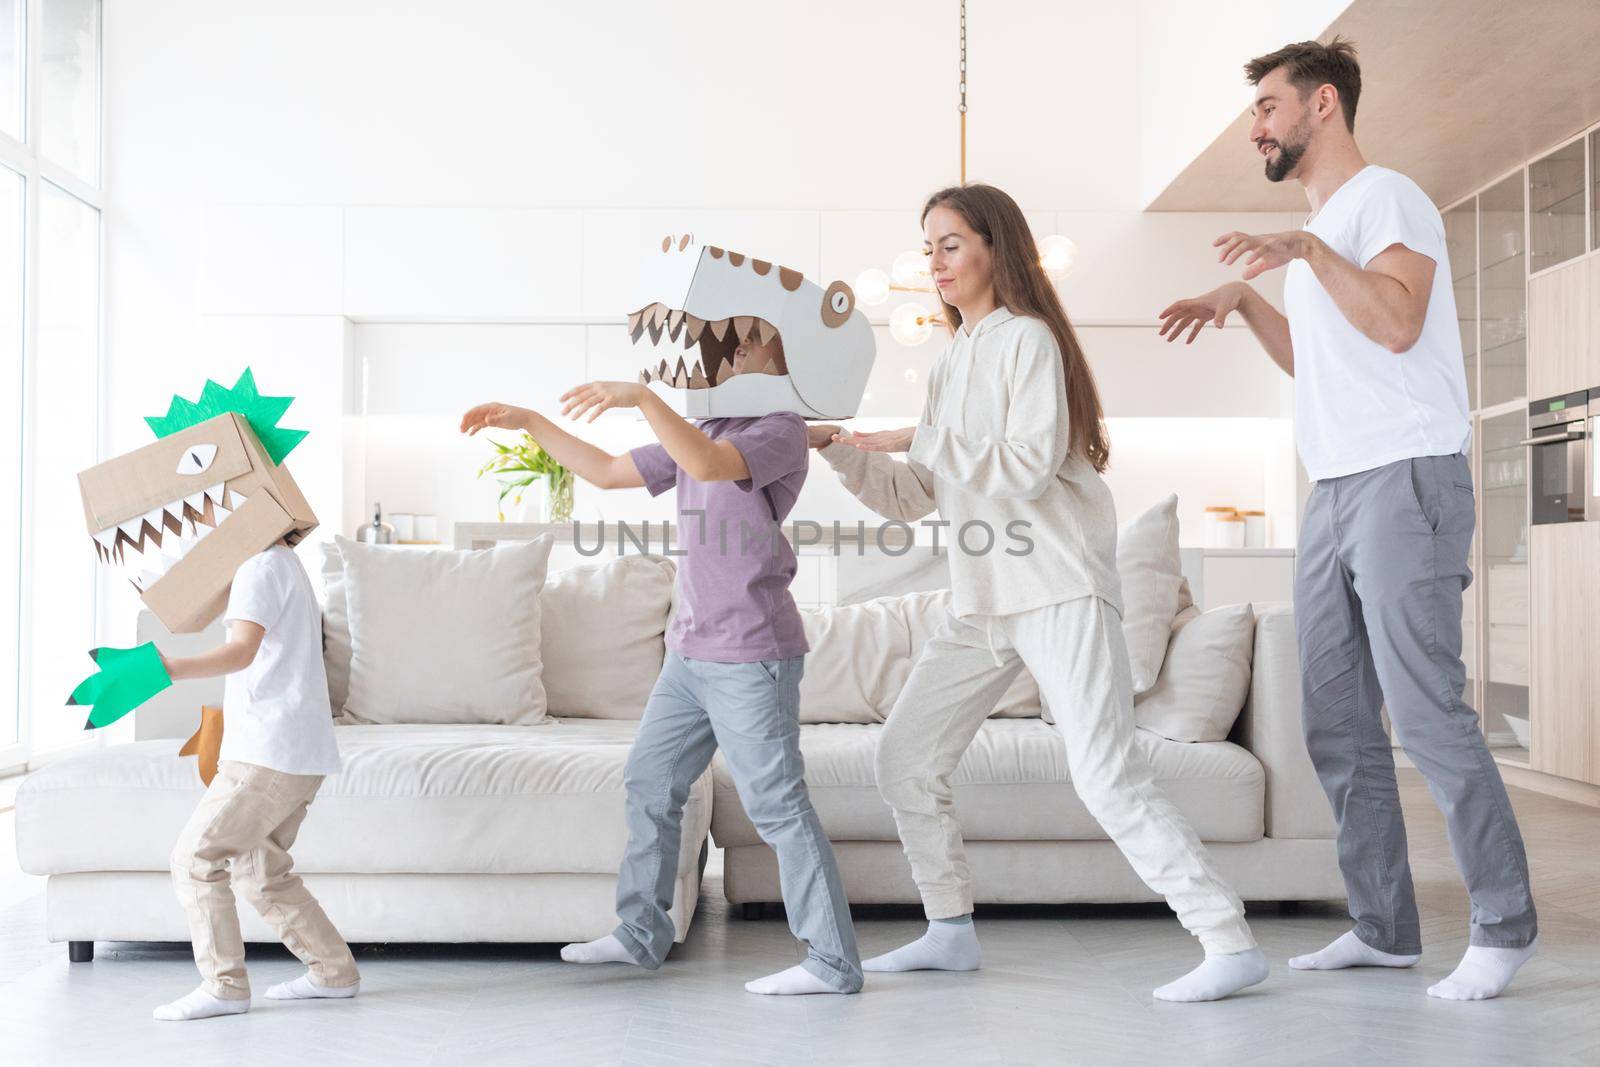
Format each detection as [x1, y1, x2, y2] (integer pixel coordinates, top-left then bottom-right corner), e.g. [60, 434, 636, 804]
[0, 0, 102, 771]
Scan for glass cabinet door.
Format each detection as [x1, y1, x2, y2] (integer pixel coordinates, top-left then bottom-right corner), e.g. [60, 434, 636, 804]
[1444, 199, 1478, 408]
[1479, 409, 1529, 756]
[1528, 139, 1586, 272]
[1478, 172, 1527, 409]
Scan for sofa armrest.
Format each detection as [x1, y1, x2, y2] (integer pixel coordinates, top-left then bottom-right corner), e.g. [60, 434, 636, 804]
[1231, 603, 1336, 840]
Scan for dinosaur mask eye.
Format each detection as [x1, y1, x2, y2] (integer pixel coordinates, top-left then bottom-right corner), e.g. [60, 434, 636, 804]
[821, 281, 855, 327]
[176, 443, 217, 476]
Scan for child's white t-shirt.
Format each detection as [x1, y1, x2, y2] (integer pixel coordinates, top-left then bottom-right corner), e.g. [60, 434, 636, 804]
[220, 545, 343, 776]
[1283, 164, 1472, 480]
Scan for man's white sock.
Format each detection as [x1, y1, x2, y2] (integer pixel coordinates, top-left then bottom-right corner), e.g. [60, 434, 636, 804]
[1289, 930, 1420, 971]
[1427, 939, 1538, 1001]
[152, 986, 250, 1021]
[265, 973, 360, 1001]
[1153, 948, 1269, 1003]
[560, 934, 639, 965]
[744, 964, 845, 996]
[862, 920, 981, 973]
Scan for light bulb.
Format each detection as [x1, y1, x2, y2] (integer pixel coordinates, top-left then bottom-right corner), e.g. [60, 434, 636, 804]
[890, 302, 935, 346]
[891, 249, 931, 288]
[854, 268, 892, 306]
[1038, 234, 1078, 279]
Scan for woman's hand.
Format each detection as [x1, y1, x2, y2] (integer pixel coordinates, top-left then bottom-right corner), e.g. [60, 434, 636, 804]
[560, 381, 648, 423]
[807, 423, 843, 450]
[833, 426, 916, 453]
[460, 402, 534, 436]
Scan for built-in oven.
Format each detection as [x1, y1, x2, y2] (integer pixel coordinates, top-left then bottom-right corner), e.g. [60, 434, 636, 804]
[1523, 389, 1594, 524]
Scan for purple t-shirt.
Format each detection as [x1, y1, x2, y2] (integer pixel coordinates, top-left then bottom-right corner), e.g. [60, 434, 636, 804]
[629, 413, 810, 662]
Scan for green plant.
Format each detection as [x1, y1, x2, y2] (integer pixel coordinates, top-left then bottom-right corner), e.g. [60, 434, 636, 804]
[477, 433, 574, 523]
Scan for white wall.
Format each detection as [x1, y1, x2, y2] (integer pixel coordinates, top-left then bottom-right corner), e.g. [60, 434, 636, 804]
[1136, 0, 1351, 208]
[96, 2, 1306, 644]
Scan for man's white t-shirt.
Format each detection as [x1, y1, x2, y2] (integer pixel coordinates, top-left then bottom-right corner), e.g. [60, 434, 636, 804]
[1283, 164, 1471, 481]
[220, 545, 342, 776]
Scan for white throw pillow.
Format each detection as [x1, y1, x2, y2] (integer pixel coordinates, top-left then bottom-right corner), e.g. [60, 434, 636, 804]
[338, 534, 554, 725]
[1117, 494, 1187, 695]
[541, 555, 676, 719]
[798, 598, 913, 724]
[321, 541, 352, 714]
[1134, 603, 1256, 742]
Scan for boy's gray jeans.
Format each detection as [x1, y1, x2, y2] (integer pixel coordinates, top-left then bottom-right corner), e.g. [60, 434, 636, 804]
[612, 651, 862, 992]
[1296, 452, 1536, 954]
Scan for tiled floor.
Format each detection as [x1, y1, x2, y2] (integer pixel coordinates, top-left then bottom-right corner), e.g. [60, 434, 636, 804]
[1, 770, 1596, 1066]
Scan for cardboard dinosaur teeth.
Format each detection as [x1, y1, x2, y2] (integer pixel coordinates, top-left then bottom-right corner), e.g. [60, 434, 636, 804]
[624, 236, 876, 417]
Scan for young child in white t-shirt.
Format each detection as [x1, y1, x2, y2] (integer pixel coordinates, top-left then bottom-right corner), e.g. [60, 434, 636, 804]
[151, 538, 357, 1022]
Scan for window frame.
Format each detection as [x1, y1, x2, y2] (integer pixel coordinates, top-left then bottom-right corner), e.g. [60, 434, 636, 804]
[0, 0, 105, 774]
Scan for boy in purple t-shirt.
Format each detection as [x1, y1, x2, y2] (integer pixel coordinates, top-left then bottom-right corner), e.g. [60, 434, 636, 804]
[461, 332, 861, 997]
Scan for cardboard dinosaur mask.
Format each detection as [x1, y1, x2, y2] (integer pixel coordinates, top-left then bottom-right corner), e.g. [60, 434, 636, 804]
[77, 369, 317, 633]
[627, 235, 876, 419]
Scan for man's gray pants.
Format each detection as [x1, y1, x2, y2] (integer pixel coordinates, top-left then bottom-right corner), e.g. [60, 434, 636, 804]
[612, 651, 863, 992]
[1296, 452, 1537, 954]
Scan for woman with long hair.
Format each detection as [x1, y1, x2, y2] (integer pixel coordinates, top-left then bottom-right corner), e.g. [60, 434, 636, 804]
[812, 184, 1266, 1002]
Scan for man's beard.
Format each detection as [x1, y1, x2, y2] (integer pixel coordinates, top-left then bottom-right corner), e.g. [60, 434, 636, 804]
[1263, 119, 1311, 182]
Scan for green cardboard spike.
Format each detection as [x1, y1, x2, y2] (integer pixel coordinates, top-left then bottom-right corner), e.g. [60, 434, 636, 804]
[145, 367, 308, 465]
[67, 643, 173, 731]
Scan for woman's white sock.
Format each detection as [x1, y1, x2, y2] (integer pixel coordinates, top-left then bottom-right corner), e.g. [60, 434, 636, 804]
[152, 986, 250, 1021]
[1427, 939, 1538, 1001]
[862, 920, 981, 973]
[1153, 948, 1269, 1002]
[1288, 930, 1420, 970]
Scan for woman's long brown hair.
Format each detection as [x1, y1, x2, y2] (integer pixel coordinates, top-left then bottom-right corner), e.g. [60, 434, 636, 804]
[921, 184, 1110, 473]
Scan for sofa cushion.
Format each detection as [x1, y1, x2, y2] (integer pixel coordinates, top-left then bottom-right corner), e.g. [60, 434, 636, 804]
[15, 721, 712, 879]
[541, 555, 676, 719]
[796, 597, 914, 724]
[1117, 494, 1187, 695]
[710, 719, 1263, 848]
[339, 535, 554, 725]
[1136, 604, 1256, 742]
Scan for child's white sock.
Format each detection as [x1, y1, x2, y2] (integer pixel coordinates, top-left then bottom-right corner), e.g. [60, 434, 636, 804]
[1153, 948, 1270, 1002]
[560, 934, 638, 965]
[265, 973, 360, 1001]
[152, 986, 250, 1021]
[1288, 930, 1421, 971]
[744, 964, 844, 996]
[1427, 939, 1538, 1001]
[862, 919, 981, 973]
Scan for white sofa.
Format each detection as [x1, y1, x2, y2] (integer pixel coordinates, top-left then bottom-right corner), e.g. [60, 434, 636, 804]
[16, 546, 1341, 962]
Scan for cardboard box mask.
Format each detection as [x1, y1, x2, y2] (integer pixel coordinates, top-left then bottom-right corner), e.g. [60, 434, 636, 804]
[627, 236, 877, 419]
[77, 369, 317, 633]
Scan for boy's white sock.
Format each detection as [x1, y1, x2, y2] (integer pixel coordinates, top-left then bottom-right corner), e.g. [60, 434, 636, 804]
[1153, 948, 1270, 1002]
[862, 919, 981, 973]
[1427, 939, 1538, 1001]
[744, 964, 844, 996]
[265, 973, 360, 1001]
[152, 986, 250, 1021]
[1288, 930, 1421, 971]
[560, 934, 638, 965]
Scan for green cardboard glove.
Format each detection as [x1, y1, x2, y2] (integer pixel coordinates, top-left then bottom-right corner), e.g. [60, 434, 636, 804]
[67, 643, 173, 730]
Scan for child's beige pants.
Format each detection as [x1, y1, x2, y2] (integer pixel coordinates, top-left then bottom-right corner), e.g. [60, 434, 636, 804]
[170, 760, 359, 999]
